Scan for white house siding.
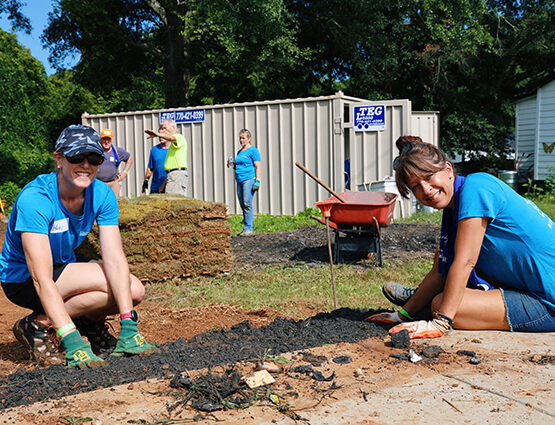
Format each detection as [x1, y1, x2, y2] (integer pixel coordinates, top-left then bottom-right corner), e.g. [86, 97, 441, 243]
[537, 80, 555, 180]
[515, 96, 537, 177]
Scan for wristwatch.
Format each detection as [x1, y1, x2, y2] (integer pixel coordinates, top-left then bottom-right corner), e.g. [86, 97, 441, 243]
[120, 310, 139, 322]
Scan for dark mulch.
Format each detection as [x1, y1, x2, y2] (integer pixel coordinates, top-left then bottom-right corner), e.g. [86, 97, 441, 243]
[0, 308, 388, 409]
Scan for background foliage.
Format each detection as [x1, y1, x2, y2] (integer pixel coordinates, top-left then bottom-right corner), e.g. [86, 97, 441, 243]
[1, 0, 555, 205]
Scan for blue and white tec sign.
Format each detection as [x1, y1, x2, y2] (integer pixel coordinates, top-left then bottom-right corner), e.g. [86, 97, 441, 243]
[353, 105, 386, 131]
[160, 109, 205, 124]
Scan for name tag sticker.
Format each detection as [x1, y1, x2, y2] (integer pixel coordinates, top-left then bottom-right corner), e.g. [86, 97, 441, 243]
[51, 218, 69, 234]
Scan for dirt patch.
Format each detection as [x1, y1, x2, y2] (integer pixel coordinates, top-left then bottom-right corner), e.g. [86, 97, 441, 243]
[230, 223, 439, 270]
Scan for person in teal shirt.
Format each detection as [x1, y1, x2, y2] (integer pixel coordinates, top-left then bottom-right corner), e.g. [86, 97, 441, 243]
[368, 136, 555, 339]
[143, 127, 170, 194]
[228, 129, 261, 236]
[0, 125, 158, 368]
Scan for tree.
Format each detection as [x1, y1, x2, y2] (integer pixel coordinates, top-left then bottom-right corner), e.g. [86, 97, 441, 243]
[0, 0, 31, 33]
[188, 0, 312, 104]
[43, 0, 181, 108]
[289, 0, 555, 159]
[0, 30, 52, 204]
[42, 0, 312, 108]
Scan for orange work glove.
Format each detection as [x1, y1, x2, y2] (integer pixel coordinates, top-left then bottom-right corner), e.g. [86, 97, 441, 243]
[389, 311, 453, 339]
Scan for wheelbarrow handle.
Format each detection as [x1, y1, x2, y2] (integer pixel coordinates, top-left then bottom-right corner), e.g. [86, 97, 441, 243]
[295, 162, 347, 203]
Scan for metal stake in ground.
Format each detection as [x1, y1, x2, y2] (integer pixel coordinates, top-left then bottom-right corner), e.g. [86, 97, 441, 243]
[326, 217, 338, 310]
[295, 162, 340, 309]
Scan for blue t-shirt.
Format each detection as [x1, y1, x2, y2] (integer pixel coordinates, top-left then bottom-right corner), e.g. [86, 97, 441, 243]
[458, 173, 555, 309]
[0, 172, 119, 283]
[147, 144, 169, 193]
[234, 146, 261, 183]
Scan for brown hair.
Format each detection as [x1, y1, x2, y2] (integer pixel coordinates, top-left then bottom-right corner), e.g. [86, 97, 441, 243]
[394, 135, 450, 198]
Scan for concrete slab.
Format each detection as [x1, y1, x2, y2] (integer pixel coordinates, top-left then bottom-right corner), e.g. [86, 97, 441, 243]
[0, 330, 553, 424]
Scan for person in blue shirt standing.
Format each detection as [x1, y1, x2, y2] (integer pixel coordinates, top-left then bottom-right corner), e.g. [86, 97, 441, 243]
[227, 129, 261, 236]
[368, 136, 555, 338]
[0, 125, 158, 368]
[142, 126, 170, 194]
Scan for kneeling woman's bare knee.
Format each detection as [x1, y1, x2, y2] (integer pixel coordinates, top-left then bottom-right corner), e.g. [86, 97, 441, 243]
[130, 274, 146, 305]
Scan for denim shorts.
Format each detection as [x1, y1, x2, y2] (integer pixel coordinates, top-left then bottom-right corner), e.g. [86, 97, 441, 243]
[500, 288, 555, 332]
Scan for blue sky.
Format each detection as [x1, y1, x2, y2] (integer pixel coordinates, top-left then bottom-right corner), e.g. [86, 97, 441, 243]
[0, 0, 78, 75]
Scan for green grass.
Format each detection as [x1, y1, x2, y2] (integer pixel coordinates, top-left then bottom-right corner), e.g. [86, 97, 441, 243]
[148, 259, 433, 318]
[229, 207, 322, 235]
[528, 194, 555, 219]
[394, 210, 443, 225]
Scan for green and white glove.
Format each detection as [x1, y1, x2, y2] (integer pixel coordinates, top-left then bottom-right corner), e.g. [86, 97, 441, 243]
[61, 330, 105, 369]
[111, 319, 159, 357]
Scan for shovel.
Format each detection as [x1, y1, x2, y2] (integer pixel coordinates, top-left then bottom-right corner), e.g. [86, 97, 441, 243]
[295, 162, 346, 203]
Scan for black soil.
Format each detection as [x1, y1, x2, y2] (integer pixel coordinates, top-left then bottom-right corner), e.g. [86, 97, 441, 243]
[1, 309, 389, 409]
[0, 222, 439, 409]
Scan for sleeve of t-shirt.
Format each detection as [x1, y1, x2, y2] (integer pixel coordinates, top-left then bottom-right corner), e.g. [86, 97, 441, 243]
[117, 147, 131, 162]
[147, 150, 154, 169]
[14, 189, 55, 234]
[174, 134, 185, 148]
[252, 147, 261, 162]
[458, 174, 504, 222]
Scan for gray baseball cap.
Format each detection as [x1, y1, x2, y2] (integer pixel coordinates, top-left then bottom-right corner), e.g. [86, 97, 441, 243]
[54, 125, 105, 157]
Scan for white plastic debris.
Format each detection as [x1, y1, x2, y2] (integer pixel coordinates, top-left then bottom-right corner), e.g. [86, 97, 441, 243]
[409, 349, 423, 363]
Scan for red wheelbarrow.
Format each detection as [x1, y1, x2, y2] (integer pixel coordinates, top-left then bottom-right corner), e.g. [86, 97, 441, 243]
[313, 191, 398, 265]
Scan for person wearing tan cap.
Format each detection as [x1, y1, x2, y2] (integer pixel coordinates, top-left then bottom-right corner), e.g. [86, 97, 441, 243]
[96, 128, 133, 196]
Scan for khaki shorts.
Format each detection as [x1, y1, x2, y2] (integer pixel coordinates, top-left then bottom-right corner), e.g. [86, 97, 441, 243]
[105, 178, 121, 197]
[165, 169, 188, 195]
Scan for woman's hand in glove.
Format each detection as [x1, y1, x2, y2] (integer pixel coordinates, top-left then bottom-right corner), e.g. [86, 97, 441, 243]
[389, 313, 453, 339]
[365, 311, 407, 324]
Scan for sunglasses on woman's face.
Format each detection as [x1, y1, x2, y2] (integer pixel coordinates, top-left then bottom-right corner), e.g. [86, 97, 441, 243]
[64, 153, 105, 166]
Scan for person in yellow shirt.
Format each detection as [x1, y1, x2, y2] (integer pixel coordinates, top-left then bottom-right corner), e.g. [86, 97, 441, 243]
[145, 119, 188, 195]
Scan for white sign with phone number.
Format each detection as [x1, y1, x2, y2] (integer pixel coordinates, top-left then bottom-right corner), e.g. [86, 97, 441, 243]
[160, 109, 205, 124]
[353, 105, 386, 131]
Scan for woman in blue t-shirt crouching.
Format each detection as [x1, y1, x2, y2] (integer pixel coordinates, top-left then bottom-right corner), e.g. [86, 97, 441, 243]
[0, 125, 158, 368]
[368, 136, 555, 338]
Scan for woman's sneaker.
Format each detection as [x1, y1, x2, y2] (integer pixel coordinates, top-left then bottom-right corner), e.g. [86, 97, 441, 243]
[74, 316, 117, 355]
[12, 313, 64, 365]
[382, 282, 417, 306]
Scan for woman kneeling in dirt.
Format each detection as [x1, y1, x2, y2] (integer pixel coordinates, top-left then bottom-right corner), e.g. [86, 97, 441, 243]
[0, 125, 158, 368]
[368, 136, 555, 338]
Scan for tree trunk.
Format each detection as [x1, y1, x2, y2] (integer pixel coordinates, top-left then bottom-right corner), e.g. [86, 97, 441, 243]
[164, 7, 189, 107]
